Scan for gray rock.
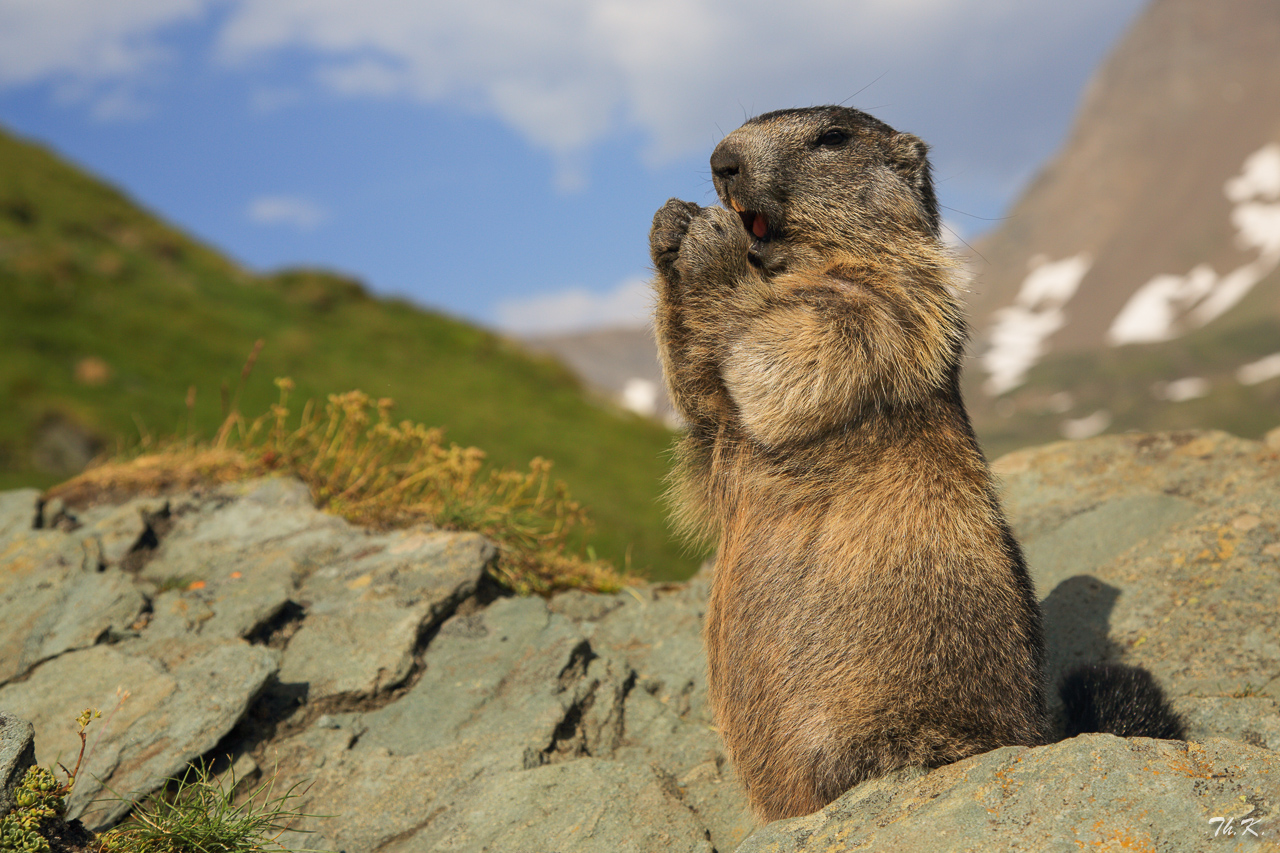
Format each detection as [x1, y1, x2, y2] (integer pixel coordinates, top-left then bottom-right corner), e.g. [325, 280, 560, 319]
[0, 495, 159, 686]
[1021, 492, 1200, 595]
[279, 527, 494, 701]
[570, 573, 755, 851]
[266, 596, 642, 851]
[1001, 433, 1280, 738]
[0, 641, 277, 829]
[547, 587, 629, 622]
[143, 581, 294, 651]
[738, 735, 1280, 852]
[135, 477, 345, 601]
[0, 530, 146, 684]
[1094, 483, 1280, 703]
[134, 477, 493, 698]
[275, 752, 719, 853]
[621, 687, 753, 851]
[75, 496, 168, 566]
[358, 595, 620, 764]
[265, 721, 464, 853]
[0, 489, 38, 544]
[1179, 696, 1280, 750]
[1033, 481, 1280, 724]
[402, 760, 716, 853]
[0, 710, 36, 819]
[993, 431, 1274, 542]
[584, 574, 713, 727]
[135, 477, 351, 645]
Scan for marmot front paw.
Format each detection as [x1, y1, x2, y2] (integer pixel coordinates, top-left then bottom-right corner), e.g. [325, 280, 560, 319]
[650, 198, 703, 282]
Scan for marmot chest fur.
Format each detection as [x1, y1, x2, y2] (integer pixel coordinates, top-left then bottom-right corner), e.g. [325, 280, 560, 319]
[649, 106, 1048, 822]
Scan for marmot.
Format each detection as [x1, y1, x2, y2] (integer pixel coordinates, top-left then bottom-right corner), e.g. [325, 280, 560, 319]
[649, 106, 1180, 822]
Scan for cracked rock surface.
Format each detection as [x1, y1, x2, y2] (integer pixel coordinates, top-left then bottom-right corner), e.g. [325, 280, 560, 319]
[1, 427, 1278, 851]
[270, 595, 717, 852]
[739, 736, 1280, 853]
[0, 476, 493, 830]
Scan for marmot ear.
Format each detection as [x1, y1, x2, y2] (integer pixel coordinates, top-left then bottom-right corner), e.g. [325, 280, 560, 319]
[887, 132, 941, 238]
[887, 133, 930, 183]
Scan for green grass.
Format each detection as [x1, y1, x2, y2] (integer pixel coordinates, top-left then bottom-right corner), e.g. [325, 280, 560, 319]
[0, 125, 697, 581]
[96, 762, 315, 853]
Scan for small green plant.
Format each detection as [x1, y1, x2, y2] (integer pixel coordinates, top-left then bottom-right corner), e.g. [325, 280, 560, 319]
[0, 709, 97, 853]
[1, 766, 66, 852]
[95, 763, 316, 853]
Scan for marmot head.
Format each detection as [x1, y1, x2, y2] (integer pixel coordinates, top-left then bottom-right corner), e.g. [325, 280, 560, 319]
[710, 106, 942, 274]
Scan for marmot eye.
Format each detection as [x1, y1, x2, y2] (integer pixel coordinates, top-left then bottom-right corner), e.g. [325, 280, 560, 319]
[816, 129, 849, 147]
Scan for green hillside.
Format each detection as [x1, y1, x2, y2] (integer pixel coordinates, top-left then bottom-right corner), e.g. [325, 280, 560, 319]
[0, 127, 697, 580]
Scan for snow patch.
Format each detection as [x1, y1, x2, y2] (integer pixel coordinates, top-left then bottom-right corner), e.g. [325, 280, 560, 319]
[1107, 265, 1216, 344]
[1238, 352, 1280, 385]
[1060, 410, 1111, 440]
[1225, 143, 1280, 203]
[981, 254, 1091, 395]
[1047, 391, 1075, 413]
[1109, 143, 1280, 345]
[1153, 377, 1210, 402]
[620, 378, 659, 417]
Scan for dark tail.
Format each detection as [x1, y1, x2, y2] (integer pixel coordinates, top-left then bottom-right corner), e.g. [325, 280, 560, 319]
[1058, 662, 1186, 740]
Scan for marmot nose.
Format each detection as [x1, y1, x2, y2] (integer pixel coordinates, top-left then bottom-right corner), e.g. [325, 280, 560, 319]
[710, 145, 740, 183]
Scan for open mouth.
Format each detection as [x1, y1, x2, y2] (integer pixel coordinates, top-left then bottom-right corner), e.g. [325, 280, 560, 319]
[730, 199, 770, 240]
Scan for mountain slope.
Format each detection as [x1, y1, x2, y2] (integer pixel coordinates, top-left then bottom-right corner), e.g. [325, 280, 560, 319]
[961, 0, 1280, 455]
[0, 126, 695, 579]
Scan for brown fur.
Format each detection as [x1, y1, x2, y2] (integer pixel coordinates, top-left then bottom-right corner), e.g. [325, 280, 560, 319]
[649, 106, 1048, 822]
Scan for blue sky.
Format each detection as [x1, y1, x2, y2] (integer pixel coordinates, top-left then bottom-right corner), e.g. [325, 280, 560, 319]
[0, 0, 1146, 334]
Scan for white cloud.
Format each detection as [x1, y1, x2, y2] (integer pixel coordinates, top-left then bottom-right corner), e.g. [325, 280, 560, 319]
[213, 0, 946, 165]
[249, 86, 303, 113]
[0, 0, 1144, 188]
[89, 86, 154, 120]
[939, 218, 973, 250]
[246, 195, 329, 230]
[0, 0, 205, 110]
[316, 58, 406, 98]
[495, 276, 652, 335]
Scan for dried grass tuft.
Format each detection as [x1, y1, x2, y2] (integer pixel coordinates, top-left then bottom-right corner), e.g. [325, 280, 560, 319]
[48, 377, 634, 595]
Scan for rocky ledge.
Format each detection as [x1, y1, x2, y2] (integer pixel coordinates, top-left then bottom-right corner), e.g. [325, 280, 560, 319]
[1, 427, 1279, 852]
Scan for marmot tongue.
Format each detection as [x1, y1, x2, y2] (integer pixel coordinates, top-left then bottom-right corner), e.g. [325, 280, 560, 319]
[752, 212, 768, 239]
